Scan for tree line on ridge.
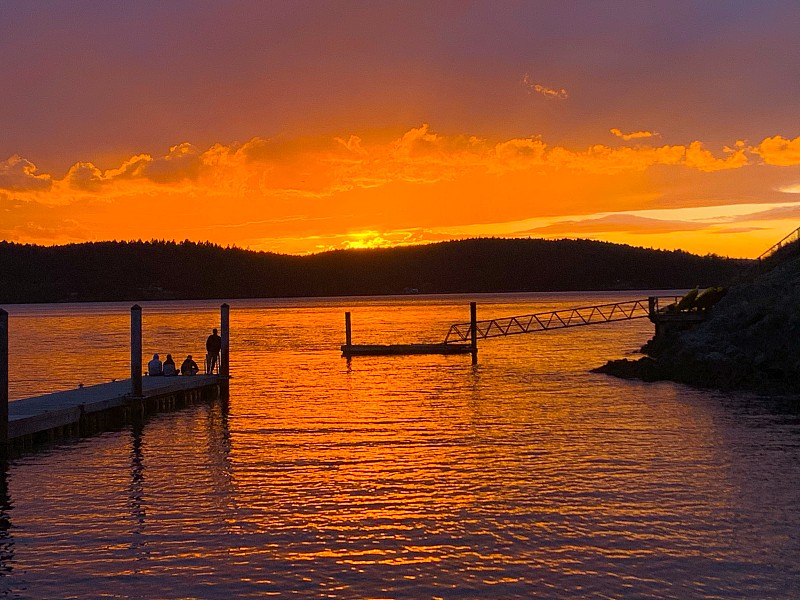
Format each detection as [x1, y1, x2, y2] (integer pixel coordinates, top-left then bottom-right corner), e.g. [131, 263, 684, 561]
[0, 238, 751, 303]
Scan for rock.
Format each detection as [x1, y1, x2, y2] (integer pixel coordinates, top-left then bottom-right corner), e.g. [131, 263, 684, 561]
[595, 240, 800, 395]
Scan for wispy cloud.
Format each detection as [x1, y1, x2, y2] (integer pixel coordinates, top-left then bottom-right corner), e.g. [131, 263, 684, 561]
[730, 203, 800, 222]
[610, 128, 660, 141]
[519, 214, 709, 236]
[521, 74, 568, 99]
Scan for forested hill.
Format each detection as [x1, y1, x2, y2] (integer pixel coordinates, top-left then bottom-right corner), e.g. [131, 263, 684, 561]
[0, 238, 751, 303]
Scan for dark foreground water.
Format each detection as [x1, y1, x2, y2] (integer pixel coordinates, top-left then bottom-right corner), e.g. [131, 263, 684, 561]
[2, 293, 799, 598]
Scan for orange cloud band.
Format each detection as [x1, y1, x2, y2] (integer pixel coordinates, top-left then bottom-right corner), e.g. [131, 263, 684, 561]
[1, 126, 800, 256]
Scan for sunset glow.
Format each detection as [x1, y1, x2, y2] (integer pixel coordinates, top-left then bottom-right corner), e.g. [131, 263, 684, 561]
[3, 2, 799, 258]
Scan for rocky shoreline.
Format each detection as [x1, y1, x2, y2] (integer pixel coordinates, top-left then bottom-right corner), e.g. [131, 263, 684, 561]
[594, 241, 800, 395]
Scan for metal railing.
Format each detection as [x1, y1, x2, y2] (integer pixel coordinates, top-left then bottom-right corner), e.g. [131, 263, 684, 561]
[443, 296, 681, 343]
[757, 225, 800, 260]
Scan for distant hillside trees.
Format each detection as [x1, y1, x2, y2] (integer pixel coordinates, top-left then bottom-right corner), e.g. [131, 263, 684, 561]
[0, 238, 751, 304]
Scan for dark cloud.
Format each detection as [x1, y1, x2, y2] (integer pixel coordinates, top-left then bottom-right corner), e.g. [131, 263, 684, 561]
[0, 156, 52, 191]
[141, 143, 202, 183]
[65, 162, 104, 191]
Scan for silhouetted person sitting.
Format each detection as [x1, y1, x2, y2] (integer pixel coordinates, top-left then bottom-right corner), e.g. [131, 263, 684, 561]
[148, 353, 163, 376]
[206, 328, 222, 373]
[181, 354, 199, 375]
[163, 353, 177, 376]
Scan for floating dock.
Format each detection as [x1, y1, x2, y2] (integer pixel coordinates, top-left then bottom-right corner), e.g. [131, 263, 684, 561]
[340, 296, 710, 364]
[341, 304, 479, 363]
[341, 343, 473, 357]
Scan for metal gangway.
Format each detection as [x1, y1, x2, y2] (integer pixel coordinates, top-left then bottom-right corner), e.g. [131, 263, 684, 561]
[443, 296, 679, 344]
[757, 225, 800, 260]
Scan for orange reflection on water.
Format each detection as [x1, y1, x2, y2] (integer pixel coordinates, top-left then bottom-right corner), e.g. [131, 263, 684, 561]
[3, 294, 799, 597]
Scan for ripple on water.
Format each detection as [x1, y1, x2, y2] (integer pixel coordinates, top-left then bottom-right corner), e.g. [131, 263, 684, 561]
[2, 295, 800, 598]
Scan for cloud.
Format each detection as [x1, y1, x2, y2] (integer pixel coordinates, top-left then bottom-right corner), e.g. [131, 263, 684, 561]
[521, 74, 568, 99]
[3, 124, 793, 256]
[10, 125, 759, 204]
[610, 128, 660, 141]
[730, 203, 800, 222]
[683, 141, 748, 172]
[0, 155, 52, 191]
[755, 135, 800, 166]
[0, 193, 87, 242]
[141, 143, 203, 183]
[65, 162, 105, 191]
[712, 227, 767, 234]
[520, 214, 709, 236]
[335, 135, 368, 156]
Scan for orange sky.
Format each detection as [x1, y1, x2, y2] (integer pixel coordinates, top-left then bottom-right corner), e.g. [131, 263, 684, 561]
[2, 2, 800, 258]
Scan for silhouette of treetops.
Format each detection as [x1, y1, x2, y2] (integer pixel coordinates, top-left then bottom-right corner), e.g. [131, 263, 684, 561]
[0, 238, 751, 303]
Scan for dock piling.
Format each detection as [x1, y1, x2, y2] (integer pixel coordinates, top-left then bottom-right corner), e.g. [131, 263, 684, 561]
[345, 312, 352, 347]
[0, 309, 8, 449]
[131, 305, 142, 397]
[470, 301, 478, 365]
[220, 303, 230, 378]
[220, 303, 230, 399]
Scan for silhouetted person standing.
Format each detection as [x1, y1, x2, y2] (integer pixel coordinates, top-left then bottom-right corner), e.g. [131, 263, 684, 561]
[206, 328, 222, 374]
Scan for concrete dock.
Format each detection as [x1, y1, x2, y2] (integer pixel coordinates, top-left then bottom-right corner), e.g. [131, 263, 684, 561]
[0, 303, 231, 454]
[9, 375, 220, 448]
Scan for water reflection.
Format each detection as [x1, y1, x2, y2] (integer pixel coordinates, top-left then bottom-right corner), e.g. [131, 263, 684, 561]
[1, 296, 800, 597]
[0, 461, 14, 596]
[127, 421, 147, 564]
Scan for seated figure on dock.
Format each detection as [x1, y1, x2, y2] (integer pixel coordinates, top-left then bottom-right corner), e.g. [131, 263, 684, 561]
[181, 354, 199, 375]
[163, 353, 177, 376]
[148, 353, 163, 376]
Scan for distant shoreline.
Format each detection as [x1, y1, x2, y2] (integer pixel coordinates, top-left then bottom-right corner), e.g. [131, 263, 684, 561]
[0, 237, 750, 304]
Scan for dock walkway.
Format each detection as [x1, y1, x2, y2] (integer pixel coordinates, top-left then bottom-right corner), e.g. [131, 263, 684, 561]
[9, 375, 219, 444]
[0, 302, 231, 454]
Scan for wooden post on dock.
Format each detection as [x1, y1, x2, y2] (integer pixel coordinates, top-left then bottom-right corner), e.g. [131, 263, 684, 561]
[344, 312, 352, 361]
[131, 304, 142, 397]
[220, 303, 230, 397]
[0, 309, 8, 449]
[470, 301, 478, 365]
[220, 303, 230, 377]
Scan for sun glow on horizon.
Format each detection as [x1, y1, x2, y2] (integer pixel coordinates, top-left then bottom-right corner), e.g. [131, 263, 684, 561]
[2, 125, 800, 259]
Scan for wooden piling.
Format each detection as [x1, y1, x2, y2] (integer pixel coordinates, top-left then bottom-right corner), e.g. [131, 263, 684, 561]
[345, 312, 352, 347]
[470, 301, 478, 365]
[0, 309, 8, 450]
[220, 303, 230, 377]
[131, 305, 142, 397]
[220, 303, 230, 399]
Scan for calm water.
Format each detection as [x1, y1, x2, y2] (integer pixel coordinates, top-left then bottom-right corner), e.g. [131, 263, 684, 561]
[2, 293, 799, 599]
